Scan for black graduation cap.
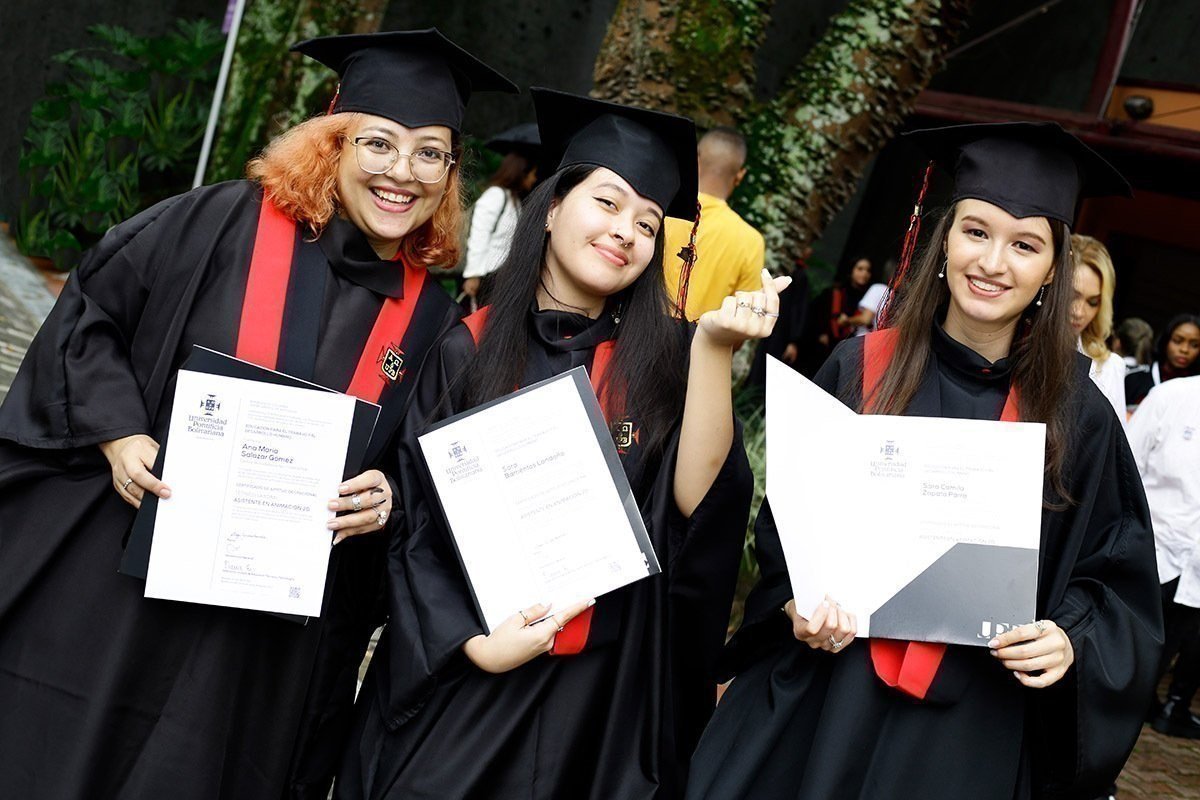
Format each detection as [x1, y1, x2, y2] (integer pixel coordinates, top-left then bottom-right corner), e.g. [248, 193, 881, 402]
[485, 123, 541, 156]
[532, 88, 698, 220]
[291, 29, 517, 133]
[902, 121, 1131, 225]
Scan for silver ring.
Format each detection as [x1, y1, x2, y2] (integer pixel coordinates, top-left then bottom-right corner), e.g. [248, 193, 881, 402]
[736, 299, 750, 308]
[121, 477, 134, 491]
[351, 494, 362, 512]
[763, 312, 780, 318]
[558, 626, 565, 633]
[375, 509, 387, 527]
[752, 307, 765, 316]
[1034, 620, 1046, 634]
[829, 635, 845, 649]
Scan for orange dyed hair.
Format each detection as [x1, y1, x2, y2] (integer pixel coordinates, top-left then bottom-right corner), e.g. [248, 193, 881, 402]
[245, 113, 464, 269]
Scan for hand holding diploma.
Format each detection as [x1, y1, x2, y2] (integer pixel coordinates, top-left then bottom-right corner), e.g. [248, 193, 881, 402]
[989, 619, 1075, 688]
[463, 598, 596, 673]
[100, 433, 171, 509]
[327, 469, 393, 544]
[784, 595, 858, 654]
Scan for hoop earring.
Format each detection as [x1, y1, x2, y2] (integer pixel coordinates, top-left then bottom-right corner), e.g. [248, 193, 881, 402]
[937, 258, 946, 279]
[1035, 285, 1046, 307]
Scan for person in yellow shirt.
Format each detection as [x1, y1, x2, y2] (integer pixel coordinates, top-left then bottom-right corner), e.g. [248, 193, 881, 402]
[664, 127, 766, 320]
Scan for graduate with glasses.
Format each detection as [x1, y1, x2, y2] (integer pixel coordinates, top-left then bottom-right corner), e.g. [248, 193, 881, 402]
[687, 123, 1163, 800]
[0, 29, 514, 800]
[337, 89, 782, 800]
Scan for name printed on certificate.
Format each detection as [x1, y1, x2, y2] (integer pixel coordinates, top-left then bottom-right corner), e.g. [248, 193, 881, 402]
[766, 356, 1045, 646]
[145, 369, 357, 616]
[418, 368, 660, 633]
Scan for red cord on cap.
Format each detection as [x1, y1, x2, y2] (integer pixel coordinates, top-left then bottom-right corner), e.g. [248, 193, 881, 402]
[674, 200, 702, 318]
[326, 82, 341, 116]
[877, 160, 934, 329]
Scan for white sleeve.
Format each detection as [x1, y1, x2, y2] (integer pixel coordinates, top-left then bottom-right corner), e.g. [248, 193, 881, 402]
[1126, 381, 1166, 475]
[859, 283, 887, 313]
[462, 187, 507, 279]
[1095, 353, 1127, 428]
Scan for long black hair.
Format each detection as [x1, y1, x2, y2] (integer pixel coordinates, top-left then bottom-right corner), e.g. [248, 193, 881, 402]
[465, 164, 689, 456]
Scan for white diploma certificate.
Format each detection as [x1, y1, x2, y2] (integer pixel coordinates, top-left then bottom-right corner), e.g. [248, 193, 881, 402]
[766, 356, 1045, 646]
[144, 369, 357, 616]
[418, 367, 660, 633]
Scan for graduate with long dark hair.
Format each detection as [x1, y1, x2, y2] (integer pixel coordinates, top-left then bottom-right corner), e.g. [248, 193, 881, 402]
[337, 89, 780, 799]
[0, 30, 515, 800]
[687, 123, 1163, 800]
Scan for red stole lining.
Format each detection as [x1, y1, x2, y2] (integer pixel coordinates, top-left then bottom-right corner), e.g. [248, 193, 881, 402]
[461, 307, 619, 654]
[234, 198, 428, 404]
[862, 328, 1019, 700]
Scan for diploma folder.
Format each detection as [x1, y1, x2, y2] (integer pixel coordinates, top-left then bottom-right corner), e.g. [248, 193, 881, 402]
[417, 367, 661, 634]
[766, 356, 1043, 646]
[119, 346, 381, 623]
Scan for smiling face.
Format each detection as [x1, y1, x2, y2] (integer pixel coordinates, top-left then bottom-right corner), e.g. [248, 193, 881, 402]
[1070, 263, 1102, 335]
[542, 167, 663, 308]
[336, 114, 453, 258]
[1165, 322, 1200, 372]
[943, 199, 1056, 335]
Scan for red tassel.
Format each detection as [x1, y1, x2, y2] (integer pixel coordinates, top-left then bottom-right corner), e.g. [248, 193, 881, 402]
[674, 200, 702, 319]
[326, 82, 341, 116]
[877, 160, 934, 329]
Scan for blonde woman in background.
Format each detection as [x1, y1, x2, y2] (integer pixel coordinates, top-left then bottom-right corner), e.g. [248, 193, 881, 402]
[1071, 234, 1126, 423]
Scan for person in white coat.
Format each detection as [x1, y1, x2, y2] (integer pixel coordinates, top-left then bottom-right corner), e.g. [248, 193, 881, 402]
[1128, 374, 1200, 737]
[1070, 234, 1126, 423]
[461, 124, 539, 307]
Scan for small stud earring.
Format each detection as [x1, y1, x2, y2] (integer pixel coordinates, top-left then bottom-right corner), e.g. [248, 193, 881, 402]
[937, 258, 946, 279]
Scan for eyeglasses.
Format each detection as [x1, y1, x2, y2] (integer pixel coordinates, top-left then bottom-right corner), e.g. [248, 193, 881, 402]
[346, 136, 455, 183]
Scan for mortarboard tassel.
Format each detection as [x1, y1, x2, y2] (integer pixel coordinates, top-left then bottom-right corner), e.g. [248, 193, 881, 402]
[877, 160, 934, 330]
[674, 201, 703, 319]
[325, 82, 342, 116]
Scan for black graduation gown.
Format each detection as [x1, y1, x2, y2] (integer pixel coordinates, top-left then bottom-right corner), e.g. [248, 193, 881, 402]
[0, 180, 461, 800]
[687, 325, 1163, 800]
[336, 306, 754, 800]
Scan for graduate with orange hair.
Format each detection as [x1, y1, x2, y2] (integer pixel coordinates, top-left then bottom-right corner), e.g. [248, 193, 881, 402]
[0, 30, 514, 800]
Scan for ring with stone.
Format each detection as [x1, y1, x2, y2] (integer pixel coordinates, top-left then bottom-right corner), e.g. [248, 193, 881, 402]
[122, 477, 134, 491]
[752, 306, 765, 316]
[1034, 620, 1046, 634]
[829, 635, 845, 649]
[736, 299, 750, 308]
[375, 509, 388, 527]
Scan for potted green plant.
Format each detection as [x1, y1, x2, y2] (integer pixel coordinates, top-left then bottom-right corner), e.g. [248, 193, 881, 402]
[14, 19, 224, 272]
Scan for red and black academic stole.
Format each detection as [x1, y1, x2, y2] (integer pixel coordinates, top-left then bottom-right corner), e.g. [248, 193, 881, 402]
[862, 328, 1019, 700]
[235, 198, 428, 404]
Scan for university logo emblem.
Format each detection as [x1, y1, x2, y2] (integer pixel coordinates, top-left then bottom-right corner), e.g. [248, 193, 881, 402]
[200, 394, 221, 416]
[448, 441, 469, 462]
[880, 440, 900, 460]
[379, 344, 405, 382]
[611, 419, 640, 453]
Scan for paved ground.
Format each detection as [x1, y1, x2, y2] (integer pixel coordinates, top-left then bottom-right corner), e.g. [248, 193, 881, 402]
[1119, 723, 1200, 798]
[0, 232, 56, 401]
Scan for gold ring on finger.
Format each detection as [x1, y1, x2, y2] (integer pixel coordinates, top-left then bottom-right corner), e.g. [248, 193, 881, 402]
[519, 609, 529, 623]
